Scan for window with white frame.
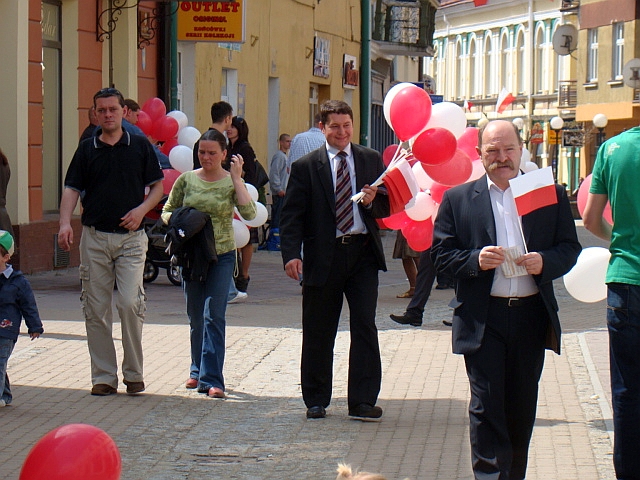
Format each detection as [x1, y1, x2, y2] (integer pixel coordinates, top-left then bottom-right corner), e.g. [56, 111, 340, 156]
[500, 31, 509, 93]
[469, 37, 478, 98]
[483, 33, 492, 97]
[534, 27, 545, 94]
[612, 22, 624, 81]
[516, 29, 526, 94]
[587, 28, 598, 83]
[456, 38, 464, 99]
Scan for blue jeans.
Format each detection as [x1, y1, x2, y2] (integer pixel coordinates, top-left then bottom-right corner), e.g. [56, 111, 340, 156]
[607, 283, 640, 480]
[183, 250, 235, 392]
[0, 337, 16, 405]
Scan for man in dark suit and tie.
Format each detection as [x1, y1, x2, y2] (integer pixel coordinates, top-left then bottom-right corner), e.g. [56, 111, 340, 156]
[280, 100, 390, 420]
[431, 120, 581, 479]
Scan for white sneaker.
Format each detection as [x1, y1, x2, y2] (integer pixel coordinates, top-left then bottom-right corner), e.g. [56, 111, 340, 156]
[228, 292, 248, 304]
[0, 399, 6, 407]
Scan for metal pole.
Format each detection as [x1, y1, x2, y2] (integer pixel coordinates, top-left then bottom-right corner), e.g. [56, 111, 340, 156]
[552, 129, 559, 183]
[360, 0, 371, 147]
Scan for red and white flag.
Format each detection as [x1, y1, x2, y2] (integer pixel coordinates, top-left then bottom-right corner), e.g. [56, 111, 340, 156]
[509, 166, 557, 216]
[463, 99, 473, 111]
[383, 158, 420, 215]
[496, 87, 515, 114]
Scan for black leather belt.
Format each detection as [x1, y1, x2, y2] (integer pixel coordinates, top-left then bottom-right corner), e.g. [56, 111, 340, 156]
[490, 294, 541, 307]
[336, 234, 369, 245]
[91, 226, 135, 234]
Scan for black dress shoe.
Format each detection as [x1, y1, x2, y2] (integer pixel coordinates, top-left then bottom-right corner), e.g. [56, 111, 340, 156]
[306, 406, 326, 419]
[348, 403, 383, 421]
[435, 283, 452, 290]
[390, 313, 422, 327]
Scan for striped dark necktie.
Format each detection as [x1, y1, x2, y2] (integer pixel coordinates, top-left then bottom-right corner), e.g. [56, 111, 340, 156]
[335, 151, 354, 234]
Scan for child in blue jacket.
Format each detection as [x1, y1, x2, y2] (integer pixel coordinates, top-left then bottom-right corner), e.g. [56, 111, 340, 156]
[0, 230, 43, 407]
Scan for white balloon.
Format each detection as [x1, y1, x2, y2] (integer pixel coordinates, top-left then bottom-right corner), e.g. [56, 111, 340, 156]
[177, 126, 201, 149]
[233, 219, 250, 248]
[563, 247, 610, 303]
[522, 161, 539, 173]
[521, 147, 531, 164]
[412, 162, 434, 191]
[167, 110, 189, 130]
[168, 145, 194, 173]
[405, 191, 436, 221]
[383, 82, 415, 128]
[245, 183, 259, 202]
[425, 102, 467, 138]
[239, 202, 268, 227]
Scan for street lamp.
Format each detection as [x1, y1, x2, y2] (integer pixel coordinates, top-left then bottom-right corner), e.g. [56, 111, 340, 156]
[593, 113, 608, 147]
[550, 116, 564, 183]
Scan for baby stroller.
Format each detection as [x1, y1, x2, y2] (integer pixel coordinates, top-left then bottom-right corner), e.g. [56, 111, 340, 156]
[142, 195, 182, 286]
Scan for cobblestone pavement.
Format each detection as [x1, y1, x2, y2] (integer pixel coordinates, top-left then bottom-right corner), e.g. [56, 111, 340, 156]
[0, 225, 616, 479]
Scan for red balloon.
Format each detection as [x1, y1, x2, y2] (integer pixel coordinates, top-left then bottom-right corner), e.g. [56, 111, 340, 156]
[577, 174, 613, 225]
[457, 127, 480, 160]
[424, 149, 473, 187]
[412, 128, 458, 166]
[429, 182, 450, 204]
[382, 210, 412, 230]
[161, 168, 181, 196]
[141, 97, 167, 122]
[161, 137, 179, 156]
[153, 115, 180, 142]
[389, 86, 432, 141]
[383, 144, 398, 167]
[402, 218, 434, 252]
[20, 424, 121, 480]
[136, 110, 153, 136]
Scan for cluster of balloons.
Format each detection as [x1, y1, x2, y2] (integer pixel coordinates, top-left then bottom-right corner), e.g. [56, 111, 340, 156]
[136, 97, 201, 173]
[232, 184, 269, 248]
[380, 83, 540, 251]
[20, 424, 121, 480]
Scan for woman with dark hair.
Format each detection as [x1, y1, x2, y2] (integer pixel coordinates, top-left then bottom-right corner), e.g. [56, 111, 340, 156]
[162, 129, 256, 398]
[0, 149, 14, 237]
[227, 116, 259, 293]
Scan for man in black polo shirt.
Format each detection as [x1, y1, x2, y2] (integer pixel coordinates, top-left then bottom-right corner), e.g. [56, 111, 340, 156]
[58, 87, 164, 397]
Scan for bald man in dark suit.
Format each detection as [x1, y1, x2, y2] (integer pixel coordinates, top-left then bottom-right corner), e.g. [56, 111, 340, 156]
[280, 100, 389, 421]
[431, 120, 581, 479]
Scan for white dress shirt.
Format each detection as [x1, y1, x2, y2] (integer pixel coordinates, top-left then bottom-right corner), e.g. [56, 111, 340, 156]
[327, 144, 367, 236]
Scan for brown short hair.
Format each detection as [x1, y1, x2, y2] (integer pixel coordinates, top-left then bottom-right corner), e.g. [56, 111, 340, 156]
[320, 100, 353, 125]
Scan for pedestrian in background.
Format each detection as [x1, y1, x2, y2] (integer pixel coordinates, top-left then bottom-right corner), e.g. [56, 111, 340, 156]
[288, 113, 325, 167]
[227, 116, 258, 294]
[0, 149, 14, 237]
[431, 119, 580, 479]
[0, 231, 43, 408]
[583, 126, 640, 480]
[58, 87, 164, 397]
[269, 133, 291, 231]
[281, 100, 390, 420]
[392, 230, 420, 298]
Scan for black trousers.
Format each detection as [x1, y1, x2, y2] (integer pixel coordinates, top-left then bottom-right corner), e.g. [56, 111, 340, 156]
[464, 295, 548, 480]
[301, 237, 381, 409]
[405, 248, 437, 320]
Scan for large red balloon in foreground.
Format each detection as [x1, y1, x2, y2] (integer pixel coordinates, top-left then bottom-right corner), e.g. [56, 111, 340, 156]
[20, 424, 121, 480]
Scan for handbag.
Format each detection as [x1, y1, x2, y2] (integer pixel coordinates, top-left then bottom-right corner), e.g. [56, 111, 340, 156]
[254, 161, 269, 189]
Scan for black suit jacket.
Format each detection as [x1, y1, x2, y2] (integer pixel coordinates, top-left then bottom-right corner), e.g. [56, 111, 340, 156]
[431, 175, 581, 355]
[280, 143, 390, 286]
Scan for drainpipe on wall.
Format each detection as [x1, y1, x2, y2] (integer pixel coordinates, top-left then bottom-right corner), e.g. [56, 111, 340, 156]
[360, 0, 372, 147]
[170, 5, 179, 111]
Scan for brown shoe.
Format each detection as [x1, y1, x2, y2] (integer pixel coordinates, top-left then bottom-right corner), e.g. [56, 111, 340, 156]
[185, 378, 198, 389]
[123, 380, 145, 395]
[91, 384, 117, 396]
[208, 387, 225, 399]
